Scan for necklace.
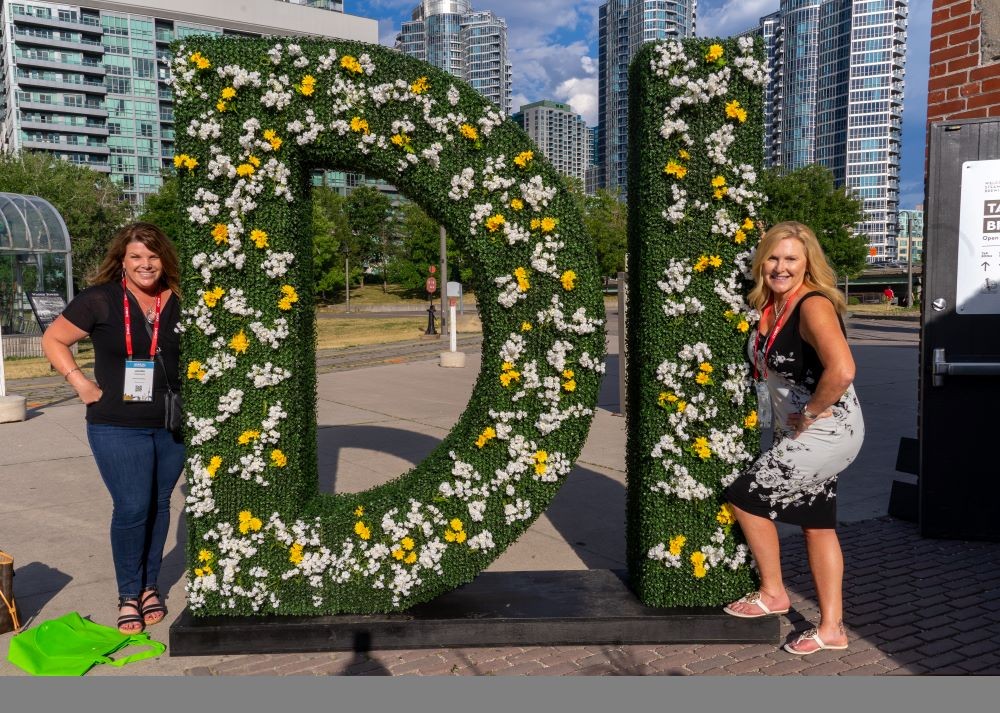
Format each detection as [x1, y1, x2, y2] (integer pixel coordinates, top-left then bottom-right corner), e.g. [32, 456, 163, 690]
[126, 287, 158, 323]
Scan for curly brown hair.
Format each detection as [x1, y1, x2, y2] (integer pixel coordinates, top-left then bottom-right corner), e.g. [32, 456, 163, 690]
[89, 222, 181, 296]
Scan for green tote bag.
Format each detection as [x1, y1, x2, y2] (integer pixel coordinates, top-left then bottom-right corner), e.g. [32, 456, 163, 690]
[7, 611, 165, 676]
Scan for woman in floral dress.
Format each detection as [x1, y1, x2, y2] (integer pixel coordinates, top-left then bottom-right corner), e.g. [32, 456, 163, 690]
[723, 222, 864, 655]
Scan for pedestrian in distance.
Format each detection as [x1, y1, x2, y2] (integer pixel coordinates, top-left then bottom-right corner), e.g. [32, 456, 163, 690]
[722, 221, 865, 655]
[42, 223, 183, 634]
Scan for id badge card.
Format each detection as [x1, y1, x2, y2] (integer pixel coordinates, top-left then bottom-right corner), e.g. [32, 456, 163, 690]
[123, 360, 155, 402]
[754, 379, 773, 428]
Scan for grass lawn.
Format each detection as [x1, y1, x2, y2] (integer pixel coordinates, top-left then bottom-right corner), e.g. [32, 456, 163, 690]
[319, 283, 479, 311]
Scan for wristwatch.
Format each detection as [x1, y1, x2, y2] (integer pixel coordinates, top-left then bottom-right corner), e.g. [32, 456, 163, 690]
[803, 409, 819, 420]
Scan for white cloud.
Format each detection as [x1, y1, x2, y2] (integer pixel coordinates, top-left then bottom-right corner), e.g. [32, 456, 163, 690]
[697, 0, 779, 38]
[553, 76, 599, 125]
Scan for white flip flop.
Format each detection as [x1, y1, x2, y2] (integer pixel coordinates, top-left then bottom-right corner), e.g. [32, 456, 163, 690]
[783, 628, 850, 655]
[722, 590, 790, 618]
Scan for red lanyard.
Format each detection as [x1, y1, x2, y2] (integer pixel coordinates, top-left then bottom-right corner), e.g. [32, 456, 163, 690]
[753, 288, 799, 380]
[123, 278, 161, 360]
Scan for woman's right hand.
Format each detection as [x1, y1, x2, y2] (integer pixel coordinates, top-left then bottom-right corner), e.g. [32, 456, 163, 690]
[73, 378, 103, 405]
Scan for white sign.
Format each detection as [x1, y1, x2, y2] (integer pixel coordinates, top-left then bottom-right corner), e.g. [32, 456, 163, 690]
[957, 159, 1000, 314]
[447, 281, 462, 297]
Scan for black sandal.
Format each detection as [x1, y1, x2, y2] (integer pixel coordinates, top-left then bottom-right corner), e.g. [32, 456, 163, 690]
[139, 586, 167, 626]
[117, 597, 144, 634]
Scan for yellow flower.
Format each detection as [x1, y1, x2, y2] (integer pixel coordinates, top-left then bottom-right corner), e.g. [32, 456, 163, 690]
[693, 256, 710, 273]
[513, 150, 533, 167]
[350, 116, 369, 134]
[198, 549, 214, 563]
[450, 518, 464, 532]
[340, 56, 362, 74]
[404, 552, 418, 564]
[297, 74, 316, 96]
[354, 506, 364, 517]
[459, 123, 479, 141]
[563, 378, 576, 392]
[663, 160, 688, 179]
[691, 550, 707, 578]
[238, 510, 262, 534]
[189, 51, 210, 70]
[500, 361, 521, 387]
[744, 410, 759, 429]
[561, 270, 577, 291]
[724, 309, 735, 319]
[737, 320, 750, 333]
[263, 129, 282, 151]
[711, 175, 727, 188]
[238, 430, 260, 445]
[678, 149, 691, 160]
[475, 426, 497, 448]
[692, 436, 711, 460]
[229, 329, 249, 354]
[202, 286, 224, 307]
[540, 217, 557, 233]
[708, 255, 722, 268]
[725, 100, 747, 123]
[211, 223, 229, 245]
[669, 535, 686, 557]
[194, 566, 212, 577]
[250, 229, 269, 249]
[699, 363, 713, 374]
[248, 155, 261, 168]
[520, 321, 532, 332]
[236, 163, 255, 177]
[510, 198, 524, 211]
[533, 450, 548, 476]
[734, 229, 747, 244]
[354, 521, 371, 540]
[187, 360, 206, 380]
[182, 155, 198, 171]
[485, 214, 506, 232]
[401, 537, 415, 551]
[455, 531, 467, 543]
[514, 266, 530, 292]
[278, 284, 299, 311]
[270, 449, 287, 468]
[221, 86, 236, 100]
[289, 543, 304, 564]
[392, 548, 406, 560]
[562, 369, 575, 379]
[410, 76, 430, 94]
[216, 100, 228, 112]
[444, 530, 457, 542]
[714, 187, 729, 200]
[716, 504, 736, 526]
[391, 134, 405, 147]
[658, 391, 678, 407]
[705, 44, 724, 63]
[676, 400, 687, 412]
[695, 372, 710, 385]
[206, 456, 222, 478]
[742, 217, 756, 231]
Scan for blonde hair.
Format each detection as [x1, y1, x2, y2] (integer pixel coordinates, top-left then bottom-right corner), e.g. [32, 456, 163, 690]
[89, 222, 181, 297]
[748, 221, 846, 314]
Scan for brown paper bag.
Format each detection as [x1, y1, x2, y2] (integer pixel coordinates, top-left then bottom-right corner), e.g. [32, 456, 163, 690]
[0, 549, 20, 635]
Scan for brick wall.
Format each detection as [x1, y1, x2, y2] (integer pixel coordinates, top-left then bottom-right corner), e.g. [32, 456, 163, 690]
[927, 0, 1000, 123]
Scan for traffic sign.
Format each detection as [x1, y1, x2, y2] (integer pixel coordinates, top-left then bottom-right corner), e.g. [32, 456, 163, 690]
[425, 276, 437, 294]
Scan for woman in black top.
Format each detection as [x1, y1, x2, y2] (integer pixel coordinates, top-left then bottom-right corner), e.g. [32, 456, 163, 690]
[722, 222, 864, 655]
[42, 223, 183, 634]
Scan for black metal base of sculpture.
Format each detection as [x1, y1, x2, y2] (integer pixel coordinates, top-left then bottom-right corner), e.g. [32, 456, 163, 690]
[169, 570, 779, 656]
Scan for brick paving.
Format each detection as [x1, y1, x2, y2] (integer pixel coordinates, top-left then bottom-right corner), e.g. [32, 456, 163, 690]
[181, 517, 1000, 676]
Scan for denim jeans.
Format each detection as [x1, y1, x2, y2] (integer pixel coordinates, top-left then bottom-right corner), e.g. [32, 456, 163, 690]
[86, 423, 185, 599]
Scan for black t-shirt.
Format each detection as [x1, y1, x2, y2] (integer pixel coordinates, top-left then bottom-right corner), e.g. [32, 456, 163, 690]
[62, 282, 181, 427]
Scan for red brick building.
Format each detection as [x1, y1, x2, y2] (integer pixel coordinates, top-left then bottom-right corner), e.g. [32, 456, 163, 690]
[927, 0, 1000, 123]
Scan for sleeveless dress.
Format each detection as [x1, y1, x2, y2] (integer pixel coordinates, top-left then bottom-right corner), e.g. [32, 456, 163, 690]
[724, 292, 865, 528]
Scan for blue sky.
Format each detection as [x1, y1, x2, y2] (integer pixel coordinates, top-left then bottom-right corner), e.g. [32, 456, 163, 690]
[357, 1, 930, 210]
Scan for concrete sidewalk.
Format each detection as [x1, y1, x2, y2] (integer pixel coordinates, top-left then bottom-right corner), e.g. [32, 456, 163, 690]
[2, 318, 998, 676]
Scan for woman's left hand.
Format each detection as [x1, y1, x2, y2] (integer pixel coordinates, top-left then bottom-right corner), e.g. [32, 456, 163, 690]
[788, 408, 833, 438]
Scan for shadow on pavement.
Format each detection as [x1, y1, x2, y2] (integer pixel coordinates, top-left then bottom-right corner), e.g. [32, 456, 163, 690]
[7, 561, 72, 625]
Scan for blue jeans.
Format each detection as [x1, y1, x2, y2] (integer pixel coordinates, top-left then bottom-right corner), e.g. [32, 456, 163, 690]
[86, 424, 185, 599]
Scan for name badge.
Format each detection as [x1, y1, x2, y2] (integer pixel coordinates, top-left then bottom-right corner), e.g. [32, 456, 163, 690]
[754, 380, 775, 452]
[123, 360, 156, 402]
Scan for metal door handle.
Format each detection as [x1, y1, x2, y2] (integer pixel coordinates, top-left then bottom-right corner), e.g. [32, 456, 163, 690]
[933, 348, 1000, 386]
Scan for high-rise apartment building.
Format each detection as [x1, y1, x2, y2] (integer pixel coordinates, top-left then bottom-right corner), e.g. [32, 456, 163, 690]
[897, 205, 922, 264]
[597, 0, 697, 196]
[395, 1, 512, 116]
[586, 125, 599, 195]
[511, 100, 590, 186]
[0, 0, 376, 206]
[749, 0, 907, 262]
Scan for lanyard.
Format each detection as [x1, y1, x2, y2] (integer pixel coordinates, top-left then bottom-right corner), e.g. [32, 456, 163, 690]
[123, 278, 161, 360]
[753, 288, 799, 380]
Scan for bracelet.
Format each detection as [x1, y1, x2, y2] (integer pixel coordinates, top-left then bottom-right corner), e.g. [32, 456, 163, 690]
[803, 409, 819, 420]
[64, 367, 82, 381]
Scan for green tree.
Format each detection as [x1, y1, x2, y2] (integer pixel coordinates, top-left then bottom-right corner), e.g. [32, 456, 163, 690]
[311, 186, 353, 299]
[344, 185, 393, 291]
[137, 172, 184, 242]
[584, 188, 627, 277]
[757, 164, 868, 280]
[0, 151, 132, 288]
[389, 202, 441, 291]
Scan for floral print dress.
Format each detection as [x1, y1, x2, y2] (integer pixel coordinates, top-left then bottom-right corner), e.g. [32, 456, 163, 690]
[724, 292, 865, 528]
